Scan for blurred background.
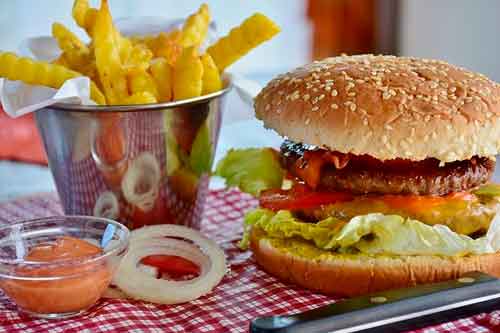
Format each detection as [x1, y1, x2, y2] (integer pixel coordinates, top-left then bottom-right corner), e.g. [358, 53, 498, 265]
[1, 0, 499, 200]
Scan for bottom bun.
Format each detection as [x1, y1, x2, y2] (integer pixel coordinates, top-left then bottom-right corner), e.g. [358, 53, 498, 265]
[250, 228, 500, 296]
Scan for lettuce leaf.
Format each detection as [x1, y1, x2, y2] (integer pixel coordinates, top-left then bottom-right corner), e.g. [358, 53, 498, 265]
[215, 148, 284, 196]
[243, 208, 496, 256]
[241, 209, 344, 249]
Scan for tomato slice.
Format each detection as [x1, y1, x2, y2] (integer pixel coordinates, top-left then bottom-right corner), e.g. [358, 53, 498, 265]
[259, 184, 353, 211]
[259, 180, 476, 213]
[141, 255, 200, 276]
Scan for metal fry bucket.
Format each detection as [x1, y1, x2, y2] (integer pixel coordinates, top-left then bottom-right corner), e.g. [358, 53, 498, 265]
[35, 85, 230, 230]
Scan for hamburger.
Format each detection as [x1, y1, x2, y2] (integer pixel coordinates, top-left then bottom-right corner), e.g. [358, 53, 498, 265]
[216, 55, 500, 296]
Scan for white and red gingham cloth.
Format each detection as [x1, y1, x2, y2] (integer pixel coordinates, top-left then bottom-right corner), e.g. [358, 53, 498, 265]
[0, 189, 499, 333]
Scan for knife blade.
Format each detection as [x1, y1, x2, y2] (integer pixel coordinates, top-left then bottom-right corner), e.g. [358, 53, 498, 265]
[250, 271, 500, 333]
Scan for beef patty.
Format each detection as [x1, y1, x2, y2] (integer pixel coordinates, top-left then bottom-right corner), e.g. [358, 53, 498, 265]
[281, 140, 495, 195]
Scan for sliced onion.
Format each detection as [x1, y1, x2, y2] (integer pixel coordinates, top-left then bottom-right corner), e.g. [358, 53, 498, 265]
[113, 225, 226, 304]
[121, 152, 161, 212]
[93, 191, 120, 219]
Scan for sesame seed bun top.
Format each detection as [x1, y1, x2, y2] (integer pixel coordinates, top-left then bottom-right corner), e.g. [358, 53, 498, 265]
[255, 55, 500, 162]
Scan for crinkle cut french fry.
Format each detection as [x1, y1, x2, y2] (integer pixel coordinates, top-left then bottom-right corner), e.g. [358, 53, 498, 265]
[200, 53, 222, 95]
[77, 0, 131, 64]
[125, 43, 153, 71]
[72, 0, 89, 28]
[127, 68, 159, 100]
[73, 0, 126, 61]
[173, 47, 203, 100]
[93, 0, 127, 104]
[53, 52, 100, 85]
[180, 3, 211, 48]
[83, 8, 98, 36]
[52, 54, 69, 67]
[72, 0, 97, 36]
[0, 51, 105, 105]
[52, 22, 90, 68]
[149, 30, 183, 65]
[116, 32, 133, 65]
[122, 91, 157, 105]
[52, 22, 89, 54]
[150, 58, 173, 102]
[207, 13, 280, 71]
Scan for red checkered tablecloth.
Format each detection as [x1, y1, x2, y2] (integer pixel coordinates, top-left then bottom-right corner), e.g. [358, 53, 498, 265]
[0, 189, 499, 333]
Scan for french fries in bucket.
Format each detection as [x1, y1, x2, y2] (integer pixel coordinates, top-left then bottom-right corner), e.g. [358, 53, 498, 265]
[1, 0, 280, 229]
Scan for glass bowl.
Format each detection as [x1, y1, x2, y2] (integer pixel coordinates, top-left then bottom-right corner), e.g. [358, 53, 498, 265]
[0, 216, 129, 319]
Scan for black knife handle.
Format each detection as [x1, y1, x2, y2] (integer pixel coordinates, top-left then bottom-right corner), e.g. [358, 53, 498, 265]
[250, 272, 500, 333]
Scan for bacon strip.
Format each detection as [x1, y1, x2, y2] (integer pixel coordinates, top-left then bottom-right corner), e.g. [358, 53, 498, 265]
[292, 150, 350, 188]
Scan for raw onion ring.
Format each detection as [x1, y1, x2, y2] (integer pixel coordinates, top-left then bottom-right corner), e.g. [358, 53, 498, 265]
[113, 225, 226, 304]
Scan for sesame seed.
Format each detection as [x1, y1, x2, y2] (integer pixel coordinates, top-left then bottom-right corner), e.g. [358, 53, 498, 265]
[331, 89, 338, 97]
[325, 86, 332, 91]
[348, 92, 356, 97]
[318, 94, 325, 100]
[312, 106, 319, 111]
[305, 118, 310, 124]
[303, 94, 310, 101]
[330, 103, 338, 109]
[350, 103, 357, 111]
[383, 91, 392, 100]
